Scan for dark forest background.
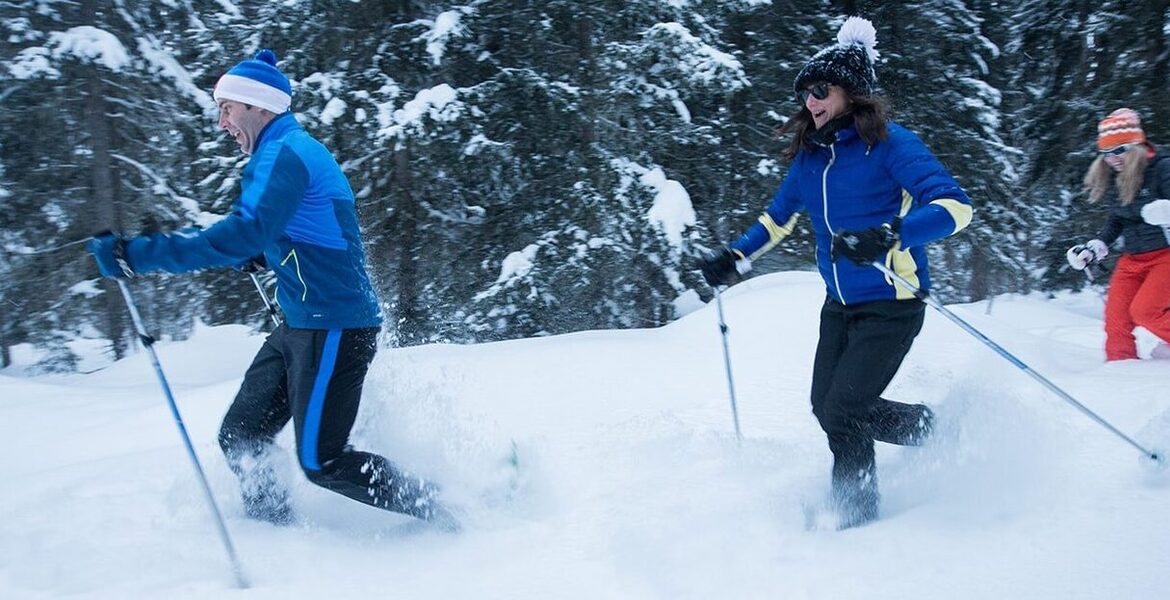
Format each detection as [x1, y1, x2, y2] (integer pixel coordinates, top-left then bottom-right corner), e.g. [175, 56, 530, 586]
[2, 0, 1167, 371]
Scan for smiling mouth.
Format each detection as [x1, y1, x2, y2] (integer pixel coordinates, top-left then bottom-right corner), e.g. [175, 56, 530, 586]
[813, 109, 827, 120]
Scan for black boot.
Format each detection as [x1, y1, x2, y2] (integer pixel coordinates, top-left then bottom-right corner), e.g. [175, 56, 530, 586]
[831, 466, 880, 530]
[305, 451, 461, 531]
[224, 442, 296, 525]
[870, 401, 934, 446]
[834, 491, 878, 530]
[242, 487, 295, 526]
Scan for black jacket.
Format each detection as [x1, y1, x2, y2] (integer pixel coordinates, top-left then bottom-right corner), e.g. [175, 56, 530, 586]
[1098, 151, 1170, 255]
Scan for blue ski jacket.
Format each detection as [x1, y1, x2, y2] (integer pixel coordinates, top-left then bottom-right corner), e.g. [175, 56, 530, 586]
[731, 121, 973, 305]
[123, 112, 383, 329]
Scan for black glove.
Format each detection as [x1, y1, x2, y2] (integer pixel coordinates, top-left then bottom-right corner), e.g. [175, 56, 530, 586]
[86, 231, 135, 278]
[831, 223, 900, 266]
[699, 246, 745, 287]
[235, 255, 267, 273]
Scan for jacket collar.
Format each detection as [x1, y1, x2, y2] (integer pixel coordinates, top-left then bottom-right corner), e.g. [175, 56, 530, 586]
[255, 111, 298, 150]
[810, 114, 858, 147]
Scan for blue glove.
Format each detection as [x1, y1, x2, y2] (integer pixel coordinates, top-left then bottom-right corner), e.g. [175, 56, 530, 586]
[87, 232, 135, 278]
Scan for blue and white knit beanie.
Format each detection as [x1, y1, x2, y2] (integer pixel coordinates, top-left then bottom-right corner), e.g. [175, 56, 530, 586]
[793, 17, 880, 97]
[213, 49, 291, 113]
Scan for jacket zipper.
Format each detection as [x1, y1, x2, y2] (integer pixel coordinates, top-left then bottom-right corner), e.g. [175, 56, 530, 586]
[280, 248, 308, 302]
[822, 143, 844, 304]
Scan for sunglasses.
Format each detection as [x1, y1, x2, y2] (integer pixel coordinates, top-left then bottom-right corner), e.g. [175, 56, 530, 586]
[1100, 144, 1135, 157]
[797, 82, 832, 104]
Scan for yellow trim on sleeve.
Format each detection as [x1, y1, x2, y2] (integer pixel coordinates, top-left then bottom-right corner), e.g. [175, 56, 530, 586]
[886, 245, 921, 300]
[748, 213, 800, 260]
[931, 198, 974, 233]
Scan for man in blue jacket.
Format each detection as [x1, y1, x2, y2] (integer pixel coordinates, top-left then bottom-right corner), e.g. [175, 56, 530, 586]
[89, 50, 455, 529]
[701, 18, 973, 529]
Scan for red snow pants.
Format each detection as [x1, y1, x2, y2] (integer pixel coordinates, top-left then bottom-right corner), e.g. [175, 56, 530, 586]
[1104, 248, 1170, 360]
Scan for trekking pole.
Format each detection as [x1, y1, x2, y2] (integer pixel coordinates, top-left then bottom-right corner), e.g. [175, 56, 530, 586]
[1082, 265, 1107, 304]
[115, 280, 250, 588]
[248, 272, 281, 327]
[7, 236, 95, 256]
[713, 287, 743, 441]
[870, 261, 1164, 467]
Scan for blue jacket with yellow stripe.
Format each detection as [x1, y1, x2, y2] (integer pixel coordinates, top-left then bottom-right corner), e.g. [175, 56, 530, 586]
[123, 112, 383, 329]
[730, 121, 973, 305]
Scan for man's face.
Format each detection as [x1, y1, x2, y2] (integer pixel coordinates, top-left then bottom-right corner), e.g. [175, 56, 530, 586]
[217, 100, 270, 155]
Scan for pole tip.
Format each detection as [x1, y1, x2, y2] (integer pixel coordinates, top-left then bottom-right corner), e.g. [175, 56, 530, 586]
[1141, 449, 1167, 473]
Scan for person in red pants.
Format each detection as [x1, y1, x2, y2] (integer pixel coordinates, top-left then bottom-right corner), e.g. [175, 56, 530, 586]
[1067, 108, 1170, 361]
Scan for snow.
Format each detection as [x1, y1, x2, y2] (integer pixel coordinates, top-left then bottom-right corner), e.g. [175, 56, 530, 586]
[9, 46, 57, 79]
[642, 167, 696, 249]
[643, 22, 748, 90]
[135, 36, 215, 110]
[49, 26, 130, 71]
[318, 97, 347, 126]
[2, 272, 1169, 599]
[424, 10, 469, 66]
[611, 159, 696, 251]
[379, 84, 463, 142]
[492, 244, 538, 283]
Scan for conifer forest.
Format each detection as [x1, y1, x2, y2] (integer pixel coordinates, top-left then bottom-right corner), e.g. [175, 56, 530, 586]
[2, 0, 1168, 370]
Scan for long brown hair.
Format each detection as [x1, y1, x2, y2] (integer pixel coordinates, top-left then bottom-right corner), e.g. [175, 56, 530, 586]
[1083, 145, 1149, 205]
[780, 91, 890, 161]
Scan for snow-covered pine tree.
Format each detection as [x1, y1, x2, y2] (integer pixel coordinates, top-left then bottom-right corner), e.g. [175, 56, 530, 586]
[1003, 0, 1170, 292]
[0, 0, 217, 368]
[869, 1, 1019, 300]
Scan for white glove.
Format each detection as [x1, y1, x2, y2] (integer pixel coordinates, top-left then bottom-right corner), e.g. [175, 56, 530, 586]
[1066, 239, 1108, 271]
[1141, 199, 1170, 226]
[735, 255, 752, 275]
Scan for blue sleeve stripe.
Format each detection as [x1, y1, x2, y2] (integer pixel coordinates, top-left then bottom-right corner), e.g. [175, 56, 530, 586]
[299, 328, 342, 471]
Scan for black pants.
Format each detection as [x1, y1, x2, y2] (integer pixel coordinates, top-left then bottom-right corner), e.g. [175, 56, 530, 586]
[217, 324, 439, 522]
[810, 296, 930, 520]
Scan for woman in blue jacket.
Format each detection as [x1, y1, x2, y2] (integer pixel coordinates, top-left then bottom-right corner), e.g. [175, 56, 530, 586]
[702, 17, 973, 529]
[89, 51, 455, 529]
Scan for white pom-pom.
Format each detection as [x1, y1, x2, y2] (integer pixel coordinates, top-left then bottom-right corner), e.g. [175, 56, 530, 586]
[836, 16, 879, 61]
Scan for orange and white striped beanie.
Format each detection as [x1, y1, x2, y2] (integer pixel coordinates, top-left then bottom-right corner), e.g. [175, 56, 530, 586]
[1097, 108, 1145, 150]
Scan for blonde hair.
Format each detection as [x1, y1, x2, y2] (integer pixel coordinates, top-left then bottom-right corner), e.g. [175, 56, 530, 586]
[1083, 145, 1149, 205]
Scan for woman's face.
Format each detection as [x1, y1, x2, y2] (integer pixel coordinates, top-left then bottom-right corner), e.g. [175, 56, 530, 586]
[1102, 144, 1135, 172]
[800, 82, 850, 129]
